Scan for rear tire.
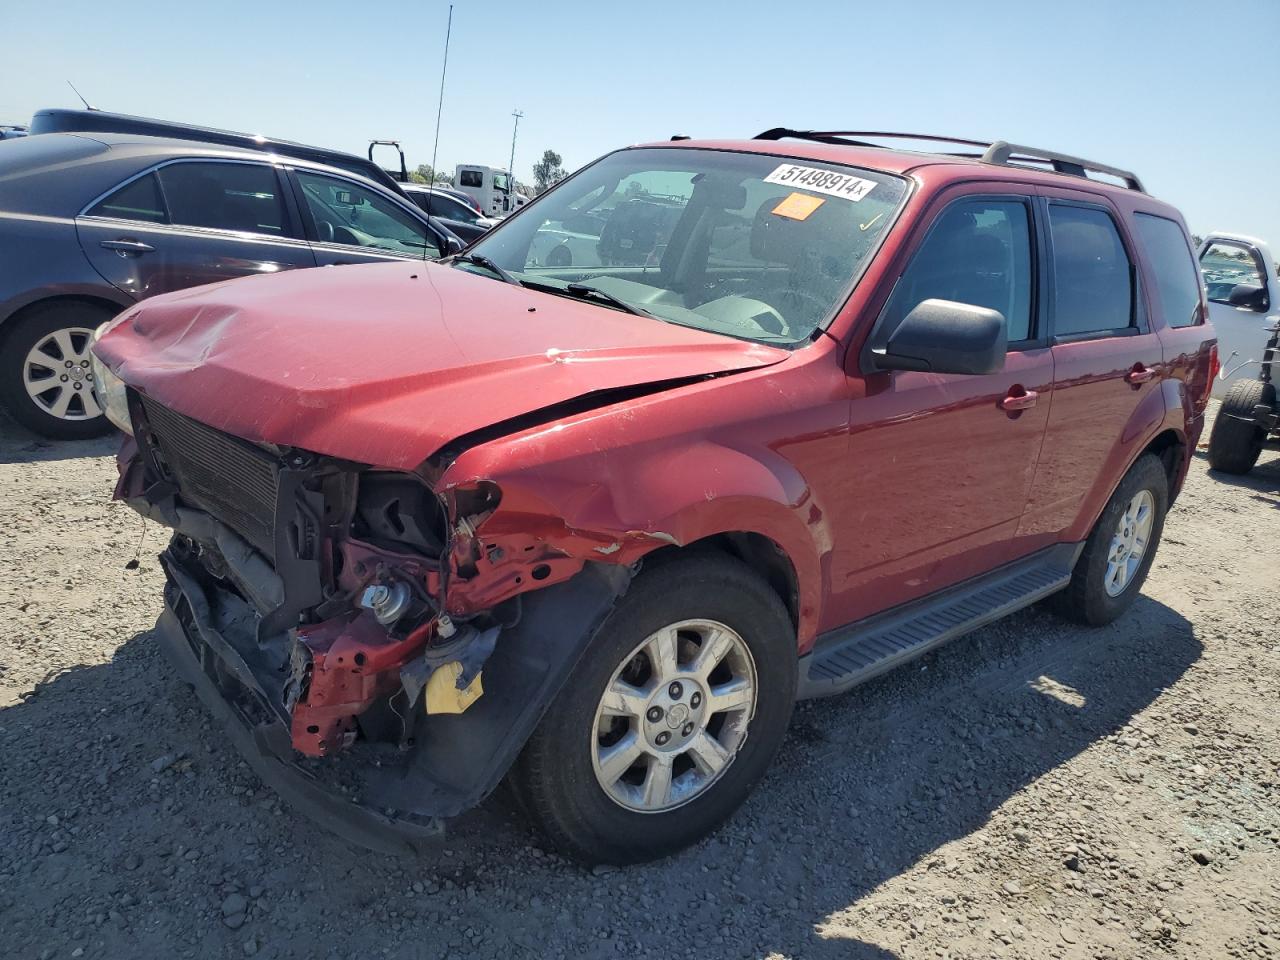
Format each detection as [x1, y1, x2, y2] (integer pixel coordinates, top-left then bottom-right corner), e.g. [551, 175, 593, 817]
[1047, 454, 1168, 627]
[1207, 379, 1273, 475]
[512, 553, 797, 865]
[0, 302, 116, 439]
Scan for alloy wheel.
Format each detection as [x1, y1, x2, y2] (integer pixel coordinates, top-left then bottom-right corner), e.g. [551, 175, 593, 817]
[1104, 489, 1154, 597]
[22, 327, 102, 421]
[591, 619, 758, 813]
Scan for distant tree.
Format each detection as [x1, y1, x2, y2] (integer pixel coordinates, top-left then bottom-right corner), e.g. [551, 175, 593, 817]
[408, 164, 453, 186]
[1191, 234, 1203, 249]
[533, 150, 566, 194]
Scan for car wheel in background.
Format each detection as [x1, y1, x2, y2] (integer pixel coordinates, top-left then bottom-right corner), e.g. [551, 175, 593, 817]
[0, 302, 116, 439]
[512, 553, 797, 865]
[1047, 454, 1168, 627]
[1207, 379, 1273, 475]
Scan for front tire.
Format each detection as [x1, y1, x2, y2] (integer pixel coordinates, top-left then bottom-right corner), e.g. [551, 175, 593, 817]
[1207, 379, 1273, 475]
[0, 302, 115, 439]
[512, 553, 797, 865]
[1047, 454, 1168, 626]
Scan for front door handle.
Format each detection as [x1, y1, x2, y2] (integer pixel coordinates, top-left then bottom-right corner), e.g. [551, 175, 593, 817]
[1125, 364, 1155, 385]
[1000, 388, 1039, 412]
[100, 239, 155, 255]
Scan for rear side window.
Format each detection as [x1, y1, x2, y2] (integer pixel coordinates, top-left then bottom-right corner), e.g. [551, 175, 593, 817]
[1134, 214, 1202, 328]
[156, 162, 286, 235]
[458, 170, 483, 188]
[1048, 205, 1133, 337]
[881, 198, 1034, 343]
[88, 172, 167, 223]
[430, 193, 478, 223]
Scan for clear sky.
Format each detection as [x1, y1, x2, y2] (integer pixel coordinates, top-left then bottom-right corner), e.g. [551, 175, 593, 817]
[3, 0, 1277, 245]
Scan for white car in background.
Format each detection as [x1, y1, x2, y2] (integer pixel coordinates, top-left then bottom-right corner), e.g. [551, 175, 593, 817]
[1198, 232, 1278, 395]
[1199, 232, 1279, 474]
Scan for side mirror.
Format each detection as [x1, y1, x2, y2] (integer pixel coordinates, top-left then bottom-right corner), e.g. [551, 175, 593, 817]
[1227, 282, 1268, 311]
[444, 235, 465, 255]
[873, 299, 1007, 376]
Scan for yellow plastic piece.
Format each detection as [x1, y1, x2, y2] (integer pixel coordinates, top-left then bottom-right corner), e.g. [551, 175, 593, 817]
[424, 662, 483, 715]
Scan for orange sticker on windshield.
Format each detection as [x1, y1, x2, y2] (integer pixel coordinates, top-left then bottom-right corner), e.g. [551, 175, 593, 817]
[771, 192, 825, 221]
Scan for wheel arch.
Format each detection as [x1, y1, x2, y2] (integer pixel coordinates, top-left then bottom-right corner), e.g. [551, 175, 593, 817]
[0, 291, 129, 342]
[639, 530, 802, 638]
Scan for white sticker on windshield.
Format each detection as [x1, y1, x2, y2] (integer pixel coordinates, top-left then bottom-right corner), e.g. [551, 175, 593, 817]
[763, 163, 877, 202]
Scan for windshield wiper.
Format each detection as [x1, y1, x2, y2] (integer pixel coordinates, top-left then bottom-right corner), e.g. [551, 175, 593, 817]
[451, 253, 520, 285]
[562, 282, 654, 317]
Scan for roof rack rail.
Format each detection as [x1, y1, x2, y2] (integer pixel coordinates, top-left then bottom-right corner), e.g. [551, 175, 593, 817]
[752, 128, 1145, 193]
[981, 141, 1144, 193]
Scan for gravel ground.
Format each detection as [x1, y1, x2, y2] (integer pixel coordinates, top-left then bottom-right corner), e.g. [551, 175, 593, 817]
[0, 404, 1277, 960]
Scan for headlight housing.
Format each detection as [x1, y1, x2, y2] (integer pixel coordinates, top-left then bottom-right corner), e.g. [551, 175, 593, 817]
[90, 327, 132, 435]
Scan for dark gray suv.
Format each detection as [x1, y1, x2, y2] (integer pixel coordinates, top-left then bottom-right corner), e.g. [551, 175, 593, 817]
[0, 132, 461, 438]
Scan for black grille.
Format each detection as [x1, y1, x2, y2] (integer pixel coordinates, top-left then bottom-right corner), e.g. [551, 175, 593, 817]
[139, 396, 279, 559]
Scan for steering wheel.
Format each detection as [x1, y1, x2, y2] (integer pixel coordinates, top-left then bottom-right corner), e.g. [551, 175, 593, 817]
[757, 285, 829, 330]
[315, 219, 335, 243]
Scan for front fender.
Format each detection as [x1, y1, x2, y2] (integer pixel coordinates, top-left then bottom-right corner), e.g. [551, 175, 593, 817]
[440, 435, 832, 648]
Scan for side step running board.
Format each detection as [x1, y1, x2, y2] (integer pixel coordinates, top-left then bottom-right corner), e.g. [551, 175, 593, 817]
[797, 543, 1081, 700]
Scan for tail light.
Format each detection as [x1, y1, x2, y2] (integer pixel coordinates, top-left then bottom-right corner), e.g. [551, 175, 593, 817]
[1202, 343, 1219, 406]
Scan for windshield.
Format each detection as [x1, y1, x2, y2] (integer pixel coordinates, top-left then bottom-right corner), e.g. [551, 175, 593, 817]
[463, 147, 907, 343]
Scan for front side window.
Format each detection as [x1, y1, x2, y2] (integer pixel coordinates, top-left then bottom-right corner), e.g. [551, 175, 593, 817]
[87, 172, 167, 224]
[156, 162, 285, 235]
[466, 147, 908, 344]
[295, 172, 440, 259]
[1134, 214, 1202, 328]
[1200, 239, 1264, 303]
[1048, 204, 1133, 337]
[880, 198, 1034, 343]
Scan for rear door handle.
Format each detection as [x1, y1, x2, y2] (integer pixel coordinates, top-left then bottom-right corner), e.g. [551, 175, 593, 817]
[100, 239, 155, 255]
[1000, 388, 1039, 411]
[1125, 364, 1155, 385]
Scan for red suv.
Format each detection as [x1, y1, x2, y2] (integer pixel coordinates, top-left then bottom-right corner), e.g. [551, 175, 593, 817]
[94, 130, 1215, 864]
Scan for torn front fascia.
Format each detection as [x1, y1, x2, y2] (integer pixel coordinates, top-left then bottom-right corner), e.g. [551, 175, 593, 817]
[117, 419, 643, 769]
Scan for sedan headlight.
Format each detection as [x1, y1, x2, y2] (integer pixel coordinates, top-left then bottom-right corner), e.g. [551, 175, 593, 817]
[90, 328, 132, 435]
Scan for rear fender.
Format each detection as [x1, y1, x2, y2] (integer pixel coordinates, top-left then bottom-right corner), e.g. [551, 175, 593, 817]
[1067, 381, 1187, 541]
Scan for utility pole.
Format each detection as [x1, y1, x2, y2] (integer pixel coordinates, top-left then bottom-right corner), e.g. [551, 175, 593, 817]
[509, 109, 523, 179]
[429, 4, 454, 193]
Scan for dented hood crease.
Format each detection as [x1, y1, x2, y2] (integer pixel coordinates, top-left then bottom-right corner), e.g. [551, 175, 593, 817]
[96, 261, 789, 469]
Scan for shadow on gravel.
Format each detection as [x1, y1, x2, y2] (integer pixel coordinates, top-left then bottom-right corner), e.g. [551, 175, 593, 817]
[0, 416, 120, 465]
[0, 594, 1199, 959]
[1200, 450, 1280, 503]
[752, 593, 1201, 957]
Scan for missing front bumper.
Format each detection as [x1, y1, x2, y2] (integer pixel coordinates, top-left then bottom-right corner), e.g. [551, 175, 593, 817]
[157, 555, 445, 855]
[155, 548, 631, 854]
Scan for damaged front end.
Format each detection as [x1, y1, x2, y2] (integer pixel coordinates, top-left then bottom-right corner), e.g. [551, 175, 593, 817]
[120, 392, 631, 852]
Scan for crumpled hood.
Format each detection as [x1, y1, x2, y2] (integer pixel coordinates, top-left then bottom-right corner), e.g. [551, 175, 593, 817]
[95, 261, 788, 469]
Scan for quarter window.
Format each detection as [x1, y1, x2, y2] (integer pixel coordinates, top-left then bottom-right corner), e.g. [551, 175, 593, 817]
[296, 171, 440, 259]
[1200, 239, 1265, 304]
[1048, 205, 1133, 337]
[155, 162, 286, 235]
[882, 199, 1034, 343]
[1134, 214, 1202, 328]
[88, 172, 167, 224]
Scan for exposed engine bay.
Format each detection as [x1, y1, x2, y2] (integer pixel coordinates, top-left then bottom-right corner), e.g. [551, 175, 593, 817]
[117, 390, 632, 849]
